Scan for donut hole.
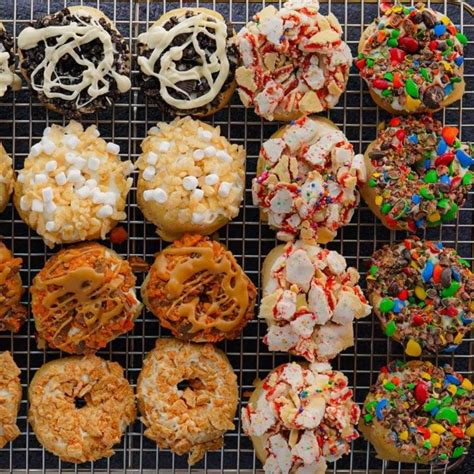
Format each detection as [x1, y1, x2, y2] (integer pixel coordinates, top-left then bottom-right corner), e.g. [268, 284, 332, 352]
[74, 396, 87, 409]
[177, 378, 204, 392]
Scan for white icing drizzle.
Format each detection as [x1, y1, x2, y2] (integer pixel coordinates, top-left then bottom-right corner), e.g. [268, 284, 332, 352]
[137, 11, 230, 110]
[18, 10, 131, 109]
[0, 27, 20, 97]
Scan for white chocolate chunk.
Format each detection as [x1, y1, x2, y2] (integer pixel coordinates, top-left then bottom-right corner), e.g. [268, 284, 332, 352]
[285, 249, 314, 290]
[308, 283, 331, 324]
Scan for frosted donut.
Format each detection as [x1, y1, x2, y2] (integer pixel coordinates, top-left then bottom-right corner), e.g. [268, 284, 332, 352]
[0, 352, 21, 449]
[242, 361, 360, 473]
[252, 116, 366, 243]
[136, 117, 245, 242]
[0, 143, 14, 213]
[236, 0, 352, 121]
[0, 23, 20, 98]
[357, 3, 466, 114]
[31, 242, 142, 354]
[360, 116, 473, 232]
[260, 240, 371, 361]
[0, 241, 27, 333]
[141, 234, 256, 342]
[137, 338, 238, 465]
[14, 121, 134, 248]
[29, 355, 136, 463]
[366, 238, 473, 357]
[18, 7, 131, 117]
[359, 360, 474, 464]
[137, 8, 238, 117]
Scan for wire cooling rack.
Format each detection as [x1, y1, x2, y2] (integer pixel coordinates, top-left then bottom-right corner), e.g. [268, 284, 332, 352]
[0, 0, 472, 473]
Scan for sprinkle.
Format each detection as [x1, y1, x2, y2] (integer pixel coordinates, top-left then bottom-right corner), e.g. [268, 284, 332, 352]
[435, 406, 458, 425]
[405, 339, 422, 357]
[385, 320, 397, 337]
[106, 142, 120, 155]
[376, 399, 388, 420]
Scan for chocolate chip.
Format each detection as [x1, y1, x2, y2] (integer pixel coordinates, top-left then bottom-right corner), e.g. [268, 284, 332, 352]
[441, 268, 452, 288]
[422, 10, 436, 28]
[422, 85, 445, 109]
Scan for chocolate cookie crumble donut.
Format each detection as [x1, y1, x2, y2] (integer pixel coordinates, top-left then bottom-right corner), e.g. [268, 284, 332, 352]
[357, 2, 467, 114]
[367, 238, 473, 356]
[360, 360, 474, 464]
[0, 23, 20, 97]
[137, 8, 238, 117]
[18, 7, 131, 117]
[361, 116, 473, 232]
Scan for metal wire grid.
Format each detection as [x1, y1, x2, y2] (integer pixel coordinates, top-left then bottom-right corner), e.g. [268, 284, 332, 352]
[0, 0, 472, 472]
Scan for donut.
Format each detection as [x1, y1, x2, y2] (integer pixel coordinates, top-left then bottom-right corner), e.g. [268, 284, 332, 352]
[0, 143, 14, 213]
[359, 360, 474, 464]
[0, 23, 21, 97]
[242, 361, 360, 473]
[0, 241, 27, 333]
[18, 7, 131, 117]
[252, 116, 366, 243]
[356, 2, 467, 114]
[137, 8, 238, 117]
[260, 240, 371, 361]
[137, 338, 238, 465]
[29, 355, 136, 463]
[235, 0, 352, 121]
[136, 117, 245, 242]
[360, 116, 473, 232]
[14, 121, 134, 248]
[141, 234, 256, 342]
[31, 242, 142, 354]
[0, 352, 21, 449]
[366, 238, 473, 357]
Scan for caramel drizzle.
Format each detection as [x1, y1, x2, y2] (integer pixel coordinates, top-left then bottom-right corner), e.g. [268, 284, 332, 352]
[156, 245, 250, 332]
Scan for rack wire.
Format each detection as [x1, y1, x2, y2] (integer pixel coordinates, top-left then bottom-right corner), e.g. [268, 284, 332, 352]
[0, 0, 472, 472]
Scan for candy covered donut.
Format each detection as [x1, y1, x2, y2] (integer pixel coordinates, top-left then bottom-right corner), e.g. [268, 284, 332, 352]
[360, 360, 474, 464]
[137, 338, 238, 465]
[252, 116, 366, 243]
[236, 0, 352, 121]
[242, 362, 360, 473]
[361, 116, 473, 232]
[367, 238, 473, 356]
[357, 2, 467, 114]
[29, 355, 136, 463]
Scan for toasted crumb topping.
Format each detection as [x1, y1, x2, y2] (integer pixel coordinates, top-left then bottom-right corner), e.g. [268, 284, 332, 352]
[0, 143, 13, 210]
[0, 351, 21, 449]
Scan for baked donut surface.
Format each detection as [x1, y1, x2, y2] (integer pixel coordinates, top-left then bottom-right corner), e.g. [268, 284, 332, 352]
[137, 8, 238, 117]
[0, 23, 20, 98]
[0, 143, 14, 213]
[0, 351, 21, 449]
[236, 0, 352, 121]
[360, 116, 473, 232]
[260, 240, 371, 361]
[357, 3, 466, 114]
[137, 338, 238, 465]
[360, 360, 474, 464]
[31, 243, 142, 354]
[0, 241, 27, 333]
[253, 116, 366, 243]
[367, 238, 473, 356]
[242, 361, 360, 473]
[141, 234, 256, 342]
[136, 117, 245, 242]
[18, 7, 131, 117]
[14, 121, 134, 248]
[29, 355, 136, 463]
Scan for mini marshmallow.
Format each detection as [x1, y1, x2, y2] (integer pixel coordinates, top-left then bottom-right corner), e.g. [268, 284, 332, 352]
[96, 205, 114, 218]
[204, 174, 219, 186]
[216, 150, 232, 163]
[182, 176, 199, 190]
[148, 126, 160, 135]
[42, 187, 54, 202]
[87, 157, 101, 171]
[90, 127, 100, 138]
[55, 172, 67, 186]
[44, 160, 57, 173]
[76, 186, 91, 199]
[152, 188, 168, 203]
[146, 152, 158, 165]
[204, 146, 216, 157]
[218, 181, 232, 197]
[44, 201, 57, 214]
[63, 134, 80, 149]
[66, 169, 82, 183]
[106, 142, 120, 155]
[42, 138, 56, 155]
[31, 199, 44, 213]
[198, 129, 213, 142]
[30, 143, 43, 157]
[43, 127, 52, 137]
[192, 212, 205, 224]
[19, 196, 30, 211]
[143, 166, 156, 181]
[85, 179, 97, 188]
[193, 149, 205, 161]
[191, 188, 204, 200]
[45, 221, 58, 232]
[35, 173, 48, 185]
[159, 141, 171, 152]
[17, 173, 25, 183]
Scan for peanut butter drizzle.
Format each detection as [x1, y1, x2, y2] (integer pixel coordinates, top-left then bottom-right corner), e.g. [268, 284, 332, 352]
[156, 245, 250, 332]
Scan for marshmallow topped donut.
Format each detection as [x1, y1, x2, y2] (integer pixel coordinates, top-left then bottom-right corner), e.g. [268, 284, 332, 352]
[0, 241, 27, 333]
[137, 117, 245, 242]
[14, 121, 134, 248]
[359, 360, 474, 464]
[360, 116, 473, 232]
[242, 362, 360, 473]
[31, 243, 142, 354]
[253, 116, 366, 243]
[29, 355, 136, 463]
[142, 234, 256, 342]
[0, 352, 21, 449]
[357, 2, 466, 114]
[260, 240, 371, 361]
[236, 0, 352, 121]
[137, 8, 238, 117]
[137, 338, 238, 465]
[0, 23, 20, 98]
[367, 238, 473, 357]
[0, 143, 14, 213]
[18, 7, 131, 117]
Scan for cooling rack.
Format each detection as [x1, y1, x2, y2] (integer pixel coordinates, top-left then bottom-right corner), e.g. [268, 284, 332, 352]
[0, 0, 472, 473]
